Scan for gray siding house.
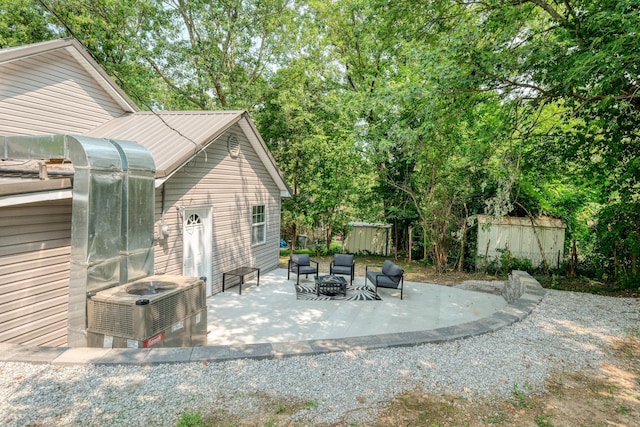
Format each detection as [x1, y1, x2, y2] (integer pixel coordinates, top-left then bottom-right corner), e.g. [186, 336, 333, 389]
[0, 38, 290, 346]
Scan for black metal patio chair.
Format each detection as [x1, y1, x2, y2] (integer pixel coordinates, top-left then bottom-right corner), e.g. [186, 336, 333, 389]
[365, 260, 404, 299]
[329, 254, 355, 285]
[288, 254, 319, 285]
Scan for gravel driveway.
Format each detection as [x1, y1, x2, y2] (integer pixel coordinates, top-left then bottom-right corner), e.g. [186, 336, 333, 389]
[1, 289, 638, 426]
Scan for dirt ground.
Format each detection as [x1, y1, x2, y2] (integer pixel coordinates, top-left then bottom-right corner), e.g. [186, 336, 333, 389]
[279, 255, 503, 286]
[369, 357, 640, 427]
[206, 256, 640, 426]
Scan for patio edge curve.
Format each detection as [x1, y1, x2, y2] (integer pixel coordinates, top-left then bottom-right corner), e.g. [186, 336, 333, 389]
[0, 271, 545, 366]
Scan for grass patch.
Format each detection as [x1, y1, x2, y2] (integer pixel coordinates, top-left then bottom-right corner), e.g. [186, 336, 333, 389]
[176, 411, 207, 427]
[535, 275, 640, 297]
[510, 382, 532, 409]
[192, 392, 312, 427]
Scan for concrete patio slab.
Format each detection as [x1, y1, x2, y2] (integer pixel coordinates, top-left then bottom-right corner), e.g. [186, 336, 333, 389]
[205, 269, 511, 346]
[2, 269, 545, 365]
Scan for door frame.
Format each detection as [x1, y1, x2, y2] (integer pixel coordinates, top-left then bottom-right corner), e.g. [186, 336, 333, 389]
[182, 206, 213, 296]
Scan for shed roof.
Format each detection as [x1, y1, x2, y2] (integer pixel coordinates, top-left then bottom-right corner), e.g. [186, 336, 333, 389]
[347, 222, 392, 228]
[476, 215, 566, 228]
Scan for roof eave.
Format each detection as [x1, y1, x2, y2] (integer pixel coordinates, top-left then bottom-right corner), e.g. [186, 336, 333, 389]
[0, 188, 73, 207]
[239, 113, 292, 198]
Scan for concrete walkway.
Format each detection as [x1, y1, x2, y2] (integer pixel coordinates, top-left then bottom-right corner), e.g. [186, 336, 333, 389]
[0, 270, 545, 366]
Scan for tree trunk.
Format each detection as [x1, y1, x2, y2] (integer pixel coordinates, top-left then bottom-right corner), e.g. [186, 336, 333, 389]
[423, 225, 428, 260]
[326, 223, 332, 254]
[483, 240, 490, 274]
[456, 204, 469, 272]
[613, 242, 618, 280]
[394, 220, 398, 259]
[568, 238, 577, 278]
[291, 223, 297, 253]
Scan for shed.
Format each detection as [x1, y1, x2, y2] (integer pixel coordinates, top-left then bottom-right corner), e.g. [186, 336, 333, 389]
[476, 215, 566, 269]
[343, 222, 392, 256]
[0, 38, 291, 346]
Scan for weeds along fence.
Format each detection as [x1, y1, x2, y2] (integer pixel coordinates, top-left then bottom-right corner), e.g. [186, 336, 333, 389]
[475, 215, 566, 272]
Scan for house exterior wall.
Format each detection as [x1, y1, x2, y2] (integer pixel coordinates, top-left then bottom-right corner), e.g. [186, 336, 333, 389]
[0, 49, 125, 136]
[476, 215, 566, 269]
[153, 124, 281, 295]
[0, 200, 72, 346]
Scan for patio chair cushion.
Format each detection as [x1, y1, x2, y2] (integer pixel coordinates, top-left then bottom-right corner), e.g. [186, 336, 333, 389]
[381, 260, 403, 281]
[291, 254, 311, 266]
[295, 265, 318, 275]
[365, 260, 404, 299]
[333, 254, 354, 267]
[288, 254, 319, 283]
[367, 272, 399, 288]
[331, 254, 354, 274]
[331, 265, 352, 275]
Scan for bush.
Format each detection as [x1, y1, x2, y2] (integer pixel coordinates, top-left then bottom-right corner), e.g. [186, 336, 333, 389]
[280, 248, 312, 256]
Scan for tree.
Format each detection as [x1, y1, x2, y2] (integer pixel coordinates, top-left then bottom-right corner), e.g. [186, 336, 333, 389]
[445, 0, 640, 281]
[0, 0, 60, 47]
[255, 18, 364, 252]
[142, 0, 296, 110]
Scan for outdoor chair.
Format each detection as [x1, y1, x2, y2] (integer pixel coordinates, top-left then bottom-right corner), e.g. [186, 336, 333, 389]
[329, 254, 355, 285]
[365, 260, 405, 299]
[288, 254, 319, 285]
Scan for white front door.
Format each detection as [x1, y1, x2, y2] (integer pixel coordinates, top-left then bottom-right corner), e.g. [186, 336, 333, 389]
[182, 207, 212, 296]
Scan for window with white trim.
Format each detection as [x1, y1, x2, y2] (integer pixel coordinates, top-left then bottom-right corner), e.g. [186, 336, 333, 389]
[251, 205, 266, 245]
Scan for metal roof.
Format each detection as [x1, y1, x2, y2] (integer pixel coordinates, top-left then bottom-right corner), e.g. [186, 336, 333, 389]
[85, 111, 291, 196]
[347, 222, 392, 228]
[85, 111, 242, 178]
[0, 158, 74, 205]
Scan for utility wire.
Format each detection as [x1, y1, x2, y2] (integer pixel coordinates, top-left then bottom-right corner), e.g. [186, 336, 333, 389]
[37, 0, 202, 153]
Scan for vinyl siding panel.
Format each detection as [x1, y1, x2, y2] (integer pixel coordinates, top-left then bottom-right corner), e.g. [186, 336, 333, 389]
[0, 50, 125, 136]
[154, 124, 282, 295]
[0, 200, 71, 346]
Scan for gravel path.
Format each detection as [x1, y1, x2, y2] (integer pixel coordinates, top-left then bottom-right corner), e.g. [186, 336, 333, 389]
[1, 289, 638, 426]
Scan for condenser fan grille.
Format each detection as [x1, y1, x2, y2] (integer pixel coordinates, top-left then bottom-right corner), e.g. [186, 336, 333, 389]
[88, 301, 134, 336]
[150, 287, 203, 334]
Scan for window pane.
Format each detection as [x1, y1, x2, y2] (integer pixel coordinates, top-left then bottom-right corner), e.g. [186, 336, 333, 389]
[251, 205, 266, 244]
[252, 224, 265, 245]
[252, 205, 265, 223]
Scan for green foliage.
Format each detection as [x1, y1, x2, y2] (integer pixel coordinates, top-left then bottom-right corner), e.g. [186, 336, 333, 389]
[511, 382, 532, 409]
[592, 202, 640, 286]
[535, 414, 555, 427]
[0, 0, 60, 47]
[304, 400, 318, 410]
[176, 411, 207, 427]
[4, 0, 638, 282]
[499, 249, 533, 275]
